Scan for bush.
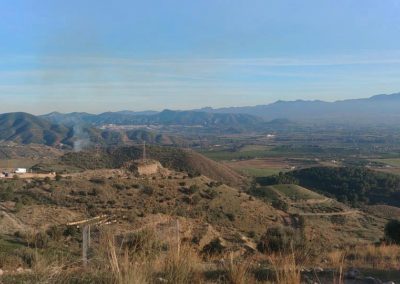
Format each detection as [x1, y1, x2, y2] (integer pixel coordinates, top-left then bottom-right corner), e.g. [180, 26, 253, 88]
[55, 173, 62, 181]
[202, 238, 225, 255]
[46, 225, 64, 241]
[271, 200, 289, 212]
[34, 231, 49, 249]
[330, 215, 346, 225]
[121, 229, 162, 256]
[385, 219, 400, 244]
[226, 213, 236, 222]
[63, 226, 80, 239]
[201, 188, 218, 199]
[0, 187, 14, 201]
[257, 226, 303, 253]
[113, 183, 125, 190]
[142, 185, 154, 195]
[180, 185, 199, 195]
[89, 178, 106, 184]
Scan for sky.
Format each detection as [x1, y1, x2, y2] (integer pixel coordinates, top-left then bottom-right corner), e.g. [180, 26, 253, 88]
[0, 0, 400, 114]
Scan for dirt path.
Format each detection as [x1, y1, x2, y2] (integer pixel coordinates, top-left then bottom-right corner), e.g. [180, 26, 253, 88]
[291, 197, 331, 205]
[299, 210, 359, 216]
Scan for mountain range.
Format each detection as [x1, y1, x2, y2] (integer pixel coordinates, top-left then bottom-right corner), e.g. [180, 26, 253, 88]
[41, 109, 263, 128]
[42, 92, 400, 125]
[1, 92, 400, 148]
[199, 92, 400, 124]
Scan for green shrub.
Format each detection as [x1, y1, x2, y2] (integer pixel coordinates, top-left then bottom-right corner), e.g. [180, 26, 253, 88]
[257, 226, 303, 253]
[202, 238, 225, 255]
[385, 219, 400, 244]
[46, 225, 64, 241]
[0, 187, 14, 201]
[330, 215, 346, 225]
[55, 173, 62, 181]
[142, 185, 154, 195]
[225, 213, 236, 222]
[272, 200, 289, 212]
[89, 178, 106, 184]
[121, 229, 162, 256]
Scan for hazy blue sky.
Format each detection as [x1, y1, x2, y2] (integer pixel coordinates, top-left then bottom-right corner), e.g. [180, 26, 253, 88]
[1, 0, 400, 114]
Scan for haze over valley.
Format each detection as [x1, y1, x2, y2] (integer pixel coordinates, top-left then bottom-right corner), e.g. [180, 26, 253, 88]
[1, 1, 400, 283]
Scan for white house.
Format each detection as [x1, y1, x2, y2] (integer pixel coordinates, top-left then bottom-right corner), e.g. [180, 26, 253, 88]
[15, 168, 27, 174]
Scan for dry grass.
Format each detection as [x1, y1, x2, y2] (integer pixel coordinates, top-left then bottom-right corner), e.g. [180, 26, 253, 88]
[22, 250, 65, 284]
[347, 244, 400, 270]
[327, 250, 346, 284]
[108, 246, 151, 284]
[269, 252, 301, 284]
[162, 244, 201, 284]
[224, 253, 252, 284]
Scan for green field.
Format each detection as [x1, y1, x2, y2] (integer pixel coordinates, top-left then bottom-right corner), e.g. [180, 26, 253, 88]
[268, 184, 325, 201]
[201, 149, 272, 161]
[239, 167, 285, 177]
[238, 145, 272, 152]
[371, 158, 400, 167]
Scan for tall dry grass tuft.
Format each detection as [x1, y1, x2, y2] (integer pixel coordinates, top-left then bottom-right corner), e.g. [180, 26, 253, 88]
[269, 251, 301, 284]
[162, 245, 201, 284]
[224, 253, 252, 284]
[29, 250, 65, 284]
[107, 232, 152, 284]
[328, 250, 346, 284]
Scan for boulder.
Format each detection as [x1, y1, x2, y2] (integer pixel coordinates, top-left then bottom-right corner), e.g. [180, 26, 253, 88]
[361, 277, 382, 284]
[345, 268, 361, 279]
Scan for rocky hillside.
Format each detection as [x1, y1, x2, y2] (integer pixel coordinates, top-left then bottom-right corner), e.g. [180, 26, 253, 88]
[58, 145, 245, 186]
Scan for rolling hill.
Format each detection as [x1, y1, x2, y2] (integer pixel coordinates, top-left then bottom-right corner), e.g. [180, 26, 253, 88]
[58, 145, 245, 186]
[0, 112, 189, 149]
[0, 112, 72, 146]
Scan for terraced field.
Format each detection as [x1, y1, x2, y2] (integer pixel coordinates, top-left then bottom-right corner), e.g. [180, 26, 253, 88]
[268, 184, 325, 201]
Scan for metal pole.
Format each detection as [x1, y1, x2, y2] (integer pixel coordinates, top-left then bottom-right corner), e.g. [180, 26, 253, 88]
[82, 225, 88, 267]
[88, 225, 91, 248]
[176, 219, 180, 256]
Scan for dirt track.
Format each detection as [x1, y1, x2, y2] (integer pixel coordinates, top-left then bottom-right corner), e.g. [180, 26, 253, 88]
[299, 210, 359, 216]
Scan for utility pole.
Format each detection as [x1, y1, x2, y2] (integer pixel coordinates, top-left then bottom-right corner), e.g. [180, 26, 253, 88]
[143, 141, 146, 160]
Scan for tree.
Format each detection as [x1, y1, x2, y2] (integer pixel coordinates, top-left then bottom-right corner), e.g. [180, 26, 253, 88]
[384, 219, 400, 244]
[55, 173, 62, 181]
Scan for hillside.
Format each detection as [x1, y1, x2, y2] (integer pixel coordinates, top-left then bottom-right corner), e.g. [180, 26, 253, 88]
[257, 167, 400, 206]
[0, 112, 72, 146]
[0, 156, 396, 282]
[57, 145, 245, 186]
[0, 112, 189, 149]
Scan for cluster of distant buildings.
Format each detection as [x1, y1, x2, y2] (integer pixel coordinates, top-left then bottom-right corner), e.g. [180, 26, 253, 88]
[0, 168, 27, 178]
